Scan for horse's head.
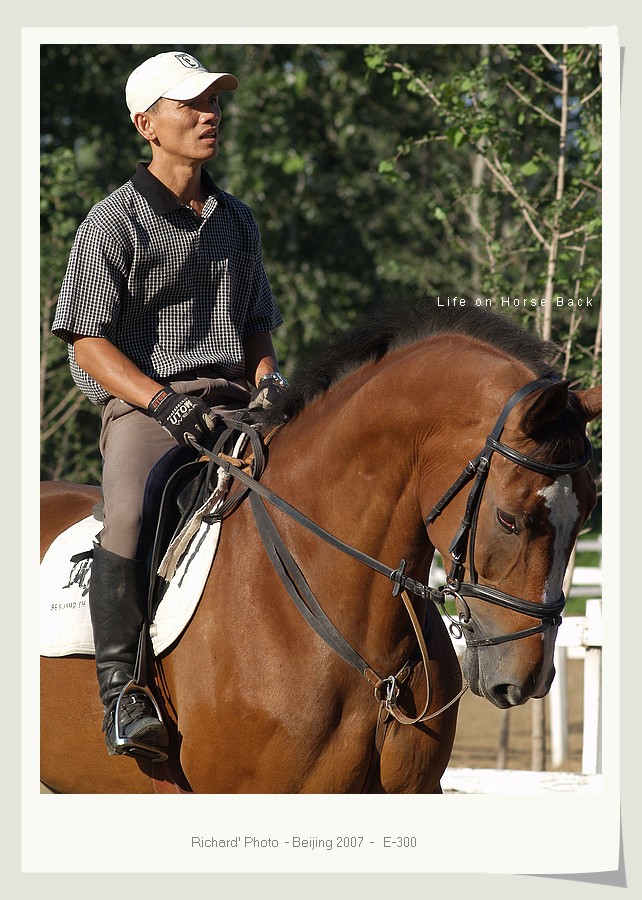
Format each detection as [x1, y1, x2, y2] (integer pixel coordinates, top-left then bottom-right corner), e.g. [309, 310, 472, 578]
[424, 378, 601, 709]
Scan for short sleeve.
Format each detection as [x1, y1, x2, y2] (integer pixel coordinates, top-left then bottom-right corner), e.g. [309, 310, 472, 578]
[52, 218, 131, 345]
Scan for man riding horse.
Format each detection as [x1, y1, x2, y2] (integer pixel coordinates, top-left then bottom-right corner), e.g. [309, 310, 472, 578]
[51, 50, 287, 758]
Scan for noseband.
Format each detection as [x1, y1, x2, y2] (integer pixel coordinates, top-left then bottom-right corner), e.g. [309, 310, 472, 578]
[424, 378, 593, 647]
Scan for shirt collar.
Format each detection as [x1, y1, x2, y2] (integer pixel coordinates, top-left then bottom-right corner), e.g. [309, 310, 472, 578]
[131, 161, 226, 215]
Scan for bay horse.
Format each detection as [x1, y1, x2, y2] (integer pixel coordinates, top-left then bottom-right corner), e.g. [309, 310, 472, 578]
[40, 301, 601, 793]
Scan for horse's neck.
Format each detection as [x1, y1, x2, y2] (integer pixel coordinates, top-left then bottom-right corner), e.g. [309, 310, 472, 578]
[264, 338, 532, 575]
[269, 367, 424, 538]
[262, 356, 440, 637]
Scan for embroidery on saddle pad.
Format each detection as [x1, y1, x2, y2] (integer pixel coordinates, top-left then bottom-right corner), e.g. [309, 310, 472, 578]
[39, 512, 223, 658]
[39, 516, 102, 656]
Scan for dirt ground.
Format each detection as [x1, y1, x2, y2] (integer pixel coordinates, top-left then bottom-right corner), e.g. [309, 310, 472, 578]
[448, 658, 584, 772]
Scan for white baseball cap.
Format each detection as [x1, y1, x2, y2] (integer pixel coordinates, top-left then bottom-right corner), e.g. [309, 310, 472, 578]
[125, 51, 239, 121]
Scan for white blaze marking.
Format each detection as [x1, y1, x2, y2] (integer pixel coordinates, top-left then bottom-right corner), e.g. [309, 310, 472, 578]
[537, 475, 579, 604]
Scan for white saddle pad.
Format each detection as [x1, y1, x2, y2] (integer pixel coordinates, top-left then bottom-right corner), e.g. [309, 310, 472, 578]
[41, 434, 247, 658]
[40, 513, 221, 658]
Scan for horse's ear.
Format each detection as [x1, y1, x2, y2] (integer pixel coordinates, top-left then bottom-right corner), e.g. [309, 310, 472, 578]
[519, 380, 570, 436]
[573, 384, 602, 424]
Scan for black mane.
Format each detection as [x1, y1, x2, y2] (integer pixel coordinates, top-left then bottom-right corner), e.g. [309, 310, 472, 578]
[259, 298, 560, 425]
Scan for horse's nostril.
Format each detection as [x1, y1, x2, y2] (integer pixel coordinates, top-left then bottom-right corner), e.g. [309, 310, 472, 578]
[492, 683, 524, 707]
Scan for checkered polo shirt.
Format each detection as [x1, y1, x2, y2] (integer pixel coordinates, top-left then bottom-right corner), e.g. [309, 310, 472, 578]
[52, 162, 282, 404]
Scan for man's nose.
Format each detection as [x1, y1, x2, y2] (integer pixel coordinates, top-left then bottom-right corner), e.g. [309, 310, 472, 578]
[204, 99, 220, 117]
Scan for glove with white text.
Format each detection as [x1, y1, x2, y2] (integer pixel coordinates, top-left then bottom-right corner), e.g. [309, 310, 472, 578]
[148, 388, 218, 448]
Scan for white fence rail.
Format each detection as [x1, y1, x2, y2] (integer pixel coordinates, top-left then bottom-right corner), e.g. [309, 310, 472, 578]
[438, 538, 603, 793]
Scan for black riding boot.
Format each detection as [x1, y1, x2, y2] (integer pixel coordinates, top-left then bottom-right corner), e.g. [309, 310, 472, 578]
[88, 543, 168, 757]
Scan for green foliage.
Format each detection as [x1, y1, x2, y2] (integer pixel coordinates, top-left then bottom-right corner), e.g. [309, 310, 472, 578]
[41, 43, 602, 505]
[364, 43, 602, 379]
[40, 146, 104, 483]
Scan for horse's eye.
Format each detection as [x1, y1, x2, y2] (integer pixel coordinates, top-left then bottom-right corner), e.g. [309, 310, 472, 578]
[496, 509, 519, 533]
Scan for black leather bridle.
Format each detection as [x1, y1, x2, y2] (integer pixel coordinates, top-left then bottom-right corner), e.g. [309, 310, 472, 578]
[189, 376, 593, 660]
[423, 377, 593, 647]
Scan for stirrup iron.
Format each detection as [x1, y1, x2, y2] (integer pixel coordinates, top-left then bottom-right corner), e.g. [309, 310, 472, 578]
[112, 680, 169, 763]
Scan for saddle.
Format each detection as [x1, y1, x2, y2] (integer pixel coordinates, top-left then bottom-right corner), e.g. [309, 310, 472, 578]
[87, 417, 271, 636]
[91, 444, 208, 589]
[142, 418, 274, 620]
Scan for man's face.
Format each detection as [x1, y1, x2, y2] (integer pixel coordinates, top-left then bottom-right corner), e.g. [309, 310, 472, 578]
[145, 88, 223, 162]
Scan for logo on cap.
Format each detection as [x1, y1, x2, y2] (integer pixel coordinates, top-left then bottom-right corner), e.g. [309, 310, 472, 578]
[175, 53, 201, 70]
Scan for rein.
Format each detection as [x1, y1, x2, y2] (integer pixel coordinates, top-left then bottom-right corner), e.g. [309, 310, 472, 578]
[191, 420, 466, 731]
[187, 376, 592, 731]
[247, 490, 463, 727]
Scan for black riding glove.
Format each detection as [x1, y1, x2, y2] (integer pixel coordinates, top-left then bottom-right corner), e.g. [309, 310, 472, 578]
[147, 388, 218, 448]
[248, 372, 289, 411]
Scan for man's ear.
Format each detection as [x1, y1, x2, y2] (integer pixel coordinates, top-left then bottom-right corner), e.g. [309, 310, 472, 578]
[133, 111, 155, 142]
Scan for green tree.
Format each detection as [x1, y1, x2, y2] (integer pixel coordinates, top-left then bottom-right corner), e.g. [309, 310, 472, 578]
[365, 43, 602, 391]
[41, 43, 602, 490]
[40, 146, 104, 482]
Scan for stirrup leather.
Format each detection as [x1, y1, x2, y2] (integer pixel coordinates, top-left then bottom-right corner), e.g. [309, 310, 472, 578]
[111, 680, 169, 763]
